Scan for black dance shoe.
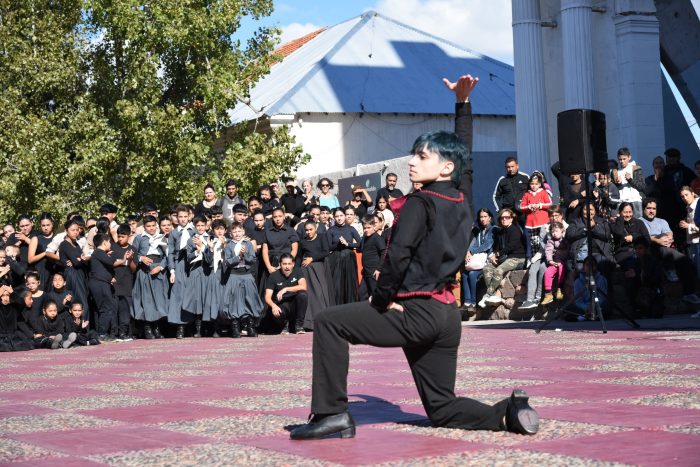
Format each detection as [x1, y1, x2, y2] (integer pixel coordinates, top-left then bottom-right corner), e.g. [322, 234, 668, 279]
[143, 325, 155, 340]
[175, 325, 185, 339]
[290, 411, 356, 440]
[506, 389, 539, 435]
[230, 319, 241, 338]
[243, 317, 257, 337]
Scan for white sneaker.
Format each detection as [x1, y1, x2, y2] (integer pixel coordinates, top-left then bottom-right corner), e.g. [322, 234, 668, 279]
[478, 295, 490, 308]
[486, 294, 503, 305]
[691, 311, 700, 319]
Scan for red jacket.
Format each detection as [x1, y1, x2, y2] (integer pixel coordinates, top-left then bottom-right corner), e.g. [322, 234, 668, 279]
[520, 188, 552, 228]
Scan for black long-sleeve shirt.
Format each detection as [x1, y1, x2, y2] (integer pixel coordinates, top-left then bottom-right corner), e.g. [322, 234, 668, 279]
[30, 313, 66, 336]
[359, 233, 386, 273]
[328, 224, 361, 251]
[89, 249, 114, 283]
[493, 224, 526, 259]
[370, 103, 474, 310]
[300, 234, 330, 262]
[566, 216, 614, 260]
[0, 302, 32, 338]
[612, 217, 651, 261]
[59, 240, 87, 270]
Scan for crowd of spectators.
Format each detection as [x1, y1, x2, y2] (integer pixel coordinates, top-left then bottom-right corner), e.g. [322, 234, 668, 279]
[3, 130, 700, 352]
[464, 147, 700, 321]
[0, 174, 405, 351]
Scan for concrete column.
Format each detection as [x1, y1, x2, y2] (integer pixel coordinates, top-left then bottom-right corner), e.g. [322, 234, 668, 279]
[614, 1, 665, 168]
[512, 0, 550, 173]
[561, 0, 595, 109]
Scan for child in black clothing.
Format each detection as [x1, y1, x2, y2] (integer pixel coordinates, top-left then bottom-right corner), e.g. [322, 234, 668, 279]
[4, 245, 25, 288]
[89, 233, 119, 339]
[45, 272, 73, 315]
[358, 215, 386, 299]
[0, 249, 12, 287]
[111, 224, 137, 339]
[30, 299, 76, 349]
[0, 285, 34, 352]
[62, 301, 100, 346]
[24, 272, 45, 320]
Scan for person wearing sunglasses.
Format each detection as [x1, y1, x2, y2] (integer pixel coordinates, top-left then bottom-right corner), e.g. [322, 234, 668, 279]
[478, 207, 527, 308]
[316, 178, 339, 210]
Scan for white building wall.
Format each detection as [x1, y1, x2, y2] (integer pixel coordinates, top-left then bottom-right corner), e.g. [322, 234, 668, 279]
[536, 0, 665, 173]
[279, 113, 517, 178]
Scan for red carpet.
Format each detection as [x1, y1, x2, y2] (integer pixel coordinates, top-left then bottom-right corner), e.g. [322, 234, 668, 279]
[1, 318, 699, 465]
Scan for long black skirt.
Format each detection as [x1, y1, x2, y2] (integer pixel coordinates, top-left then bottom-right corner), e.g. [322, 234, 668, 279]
[301, 260, 335, 330]
[327, 249, 359, 305]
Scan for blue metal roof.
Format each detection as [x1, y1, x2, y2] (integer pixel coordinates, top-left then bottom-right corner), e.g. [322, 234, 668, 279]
[229, 10, 515, 123]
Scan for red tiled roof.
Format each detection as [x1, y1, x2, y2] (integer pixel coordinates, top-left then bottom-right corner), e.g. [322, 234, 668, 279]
[273, 28, 327, 59]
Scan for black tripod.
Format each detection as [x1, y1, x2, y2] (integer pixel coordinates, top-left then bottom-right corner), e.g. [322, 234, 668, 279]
[537, 177, 640, 333]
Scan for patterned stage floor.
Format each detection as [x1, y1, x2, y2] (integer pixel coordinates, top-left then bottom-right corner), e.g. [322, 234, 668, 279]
[1, 316, 699, 466]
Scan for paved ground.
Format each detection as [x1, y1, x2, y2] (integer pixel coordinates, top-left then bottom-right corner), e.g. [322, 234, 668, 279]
[1, 315, 699, 466]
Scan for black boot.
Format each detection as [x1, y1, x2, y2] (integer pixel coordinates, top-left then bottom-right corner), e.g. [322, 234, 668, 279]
[243, 317, 258, 337]
[143, 324, 155, 340]
[153, 323, 164, 339]
[230, 319, 241, 338]
[193, 318, 202, 338]
[176, 325, 185, 339]
[212, 324, 220, 338]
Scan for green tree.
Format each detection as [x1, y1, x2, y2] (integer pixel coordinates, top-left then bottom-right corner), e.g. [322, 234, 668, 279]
[85, 0, 308, 212]
[0, 1, 120, 221]
[0, 0, 308, 223]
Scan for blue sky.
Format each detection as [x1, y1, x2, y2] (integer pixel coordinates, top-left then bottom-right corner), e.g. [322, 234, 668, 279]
[234, 0, 698, 142]
[235, 0, 516, 64]
[235, 1, 373, 48]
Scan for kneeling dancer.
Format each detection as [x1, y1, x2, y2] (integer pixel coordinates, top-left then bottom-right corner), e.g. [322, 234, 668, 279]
[290, 74, 539, 440]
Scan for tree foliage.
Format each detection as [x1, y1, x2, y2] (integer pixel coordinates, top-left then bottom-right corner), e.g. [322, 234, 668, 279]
[0, 0, 308, 223]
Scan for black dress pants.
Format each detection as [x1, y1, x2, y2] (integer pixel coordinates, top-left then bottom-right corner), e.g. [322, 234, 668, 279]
[116, 296, 132, 336]
[89, 280, 117, 336]
[277, 292, 308, 332]
[311, 297, 509, 431]
[658, 246, 697, 294]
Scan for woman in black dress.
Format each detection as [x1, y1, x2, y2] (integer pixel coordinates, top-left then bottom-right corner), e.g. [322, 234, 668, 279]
[299, 221, 333, 330]
[327, 207, 361, 304]
[58, 219, 90, 320]
[28, 213, 55, 291]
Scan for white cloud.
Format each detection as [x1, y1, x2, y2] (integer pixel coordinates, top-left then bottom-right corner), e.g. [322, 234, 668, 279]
[373, 0, 514, 64]
[279, 22, 323, 44]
